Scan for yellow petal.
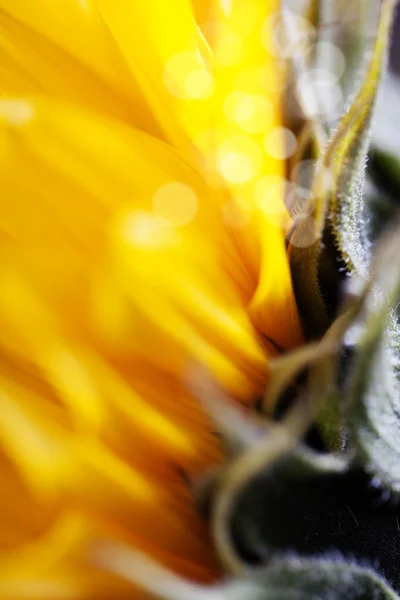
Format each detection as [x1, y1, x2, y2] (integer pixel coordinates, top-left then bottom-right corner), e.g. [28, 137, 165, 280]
[0, 4, 305, 593]
[0, 384, 71, 499]
[0, 2, 162, 134]
[0, 270, 105, 432]
[207, 0, 302, 348]
[0, 389, 218, 574]
[97, 0, 214, 154]
[0, 450, 60, 551]
[0, 96, 266, 395]
[0, 0, 131, 93]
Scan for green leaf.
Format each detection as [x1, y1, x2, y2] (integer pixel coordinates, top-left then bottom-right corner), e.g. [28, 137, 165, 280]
[288, 0, 398, 335]
[222, 557, 399, 600]
[346, 223, 400, 493]
[326, 0, 397, 277]
[220, 445, 349, 565]
[92, 541, 400, 600]
[214, 443, 400, 592]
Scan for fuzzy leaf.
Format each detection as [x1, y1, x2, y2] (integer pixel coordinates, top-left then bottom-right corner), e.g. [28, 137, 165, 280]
[225, 446, 348, 562]
[288, 0, 398, 335]
[303, 1, 378, 122]
[93, 542, 399, 600]
[346, 223, 400, 493]
[222, 557, 399, 600]
[218, 443, 400, 590]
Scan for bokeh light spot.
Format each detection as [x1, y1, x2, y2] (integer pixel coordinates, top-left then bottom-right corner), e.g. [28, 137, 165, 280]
[0, 100, 35, 126]
[310, 42, 346, 79]
[185, 69, 215, 99]
[218, 153, 254, 184]
[224, 92, 254, 123]
[297, 69, 343, 119]
[285, 186, 316, 219]
[119, 211, 175, 249]
[254, 175, 292, 226]
[152, 182, 198, 226]
[220, 0, 232, 17]
[217, 135, 263, 184]
[290, 215, 318, 248]
[203, 22, 244, 67]
[224, 92, 274, 134]
[291, 159, 316, 189]
[164, 51, 214, 100]
[264, 127, 297, 160]
[262, 10, 315, 59]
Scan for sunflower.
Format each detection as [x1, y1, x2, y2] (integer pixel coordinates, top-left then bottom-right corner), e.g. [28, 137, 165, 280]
[0, 1, 304, 598]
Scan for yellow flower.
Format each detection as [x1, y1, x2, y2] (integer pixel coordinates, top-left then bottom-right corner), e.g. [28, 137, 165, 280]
[0, 0, 302, 597]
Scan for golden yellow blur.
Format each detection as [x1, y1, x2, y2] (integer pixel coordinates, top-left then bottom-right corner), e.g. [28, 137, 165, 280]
[0, 0, 302, 597]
